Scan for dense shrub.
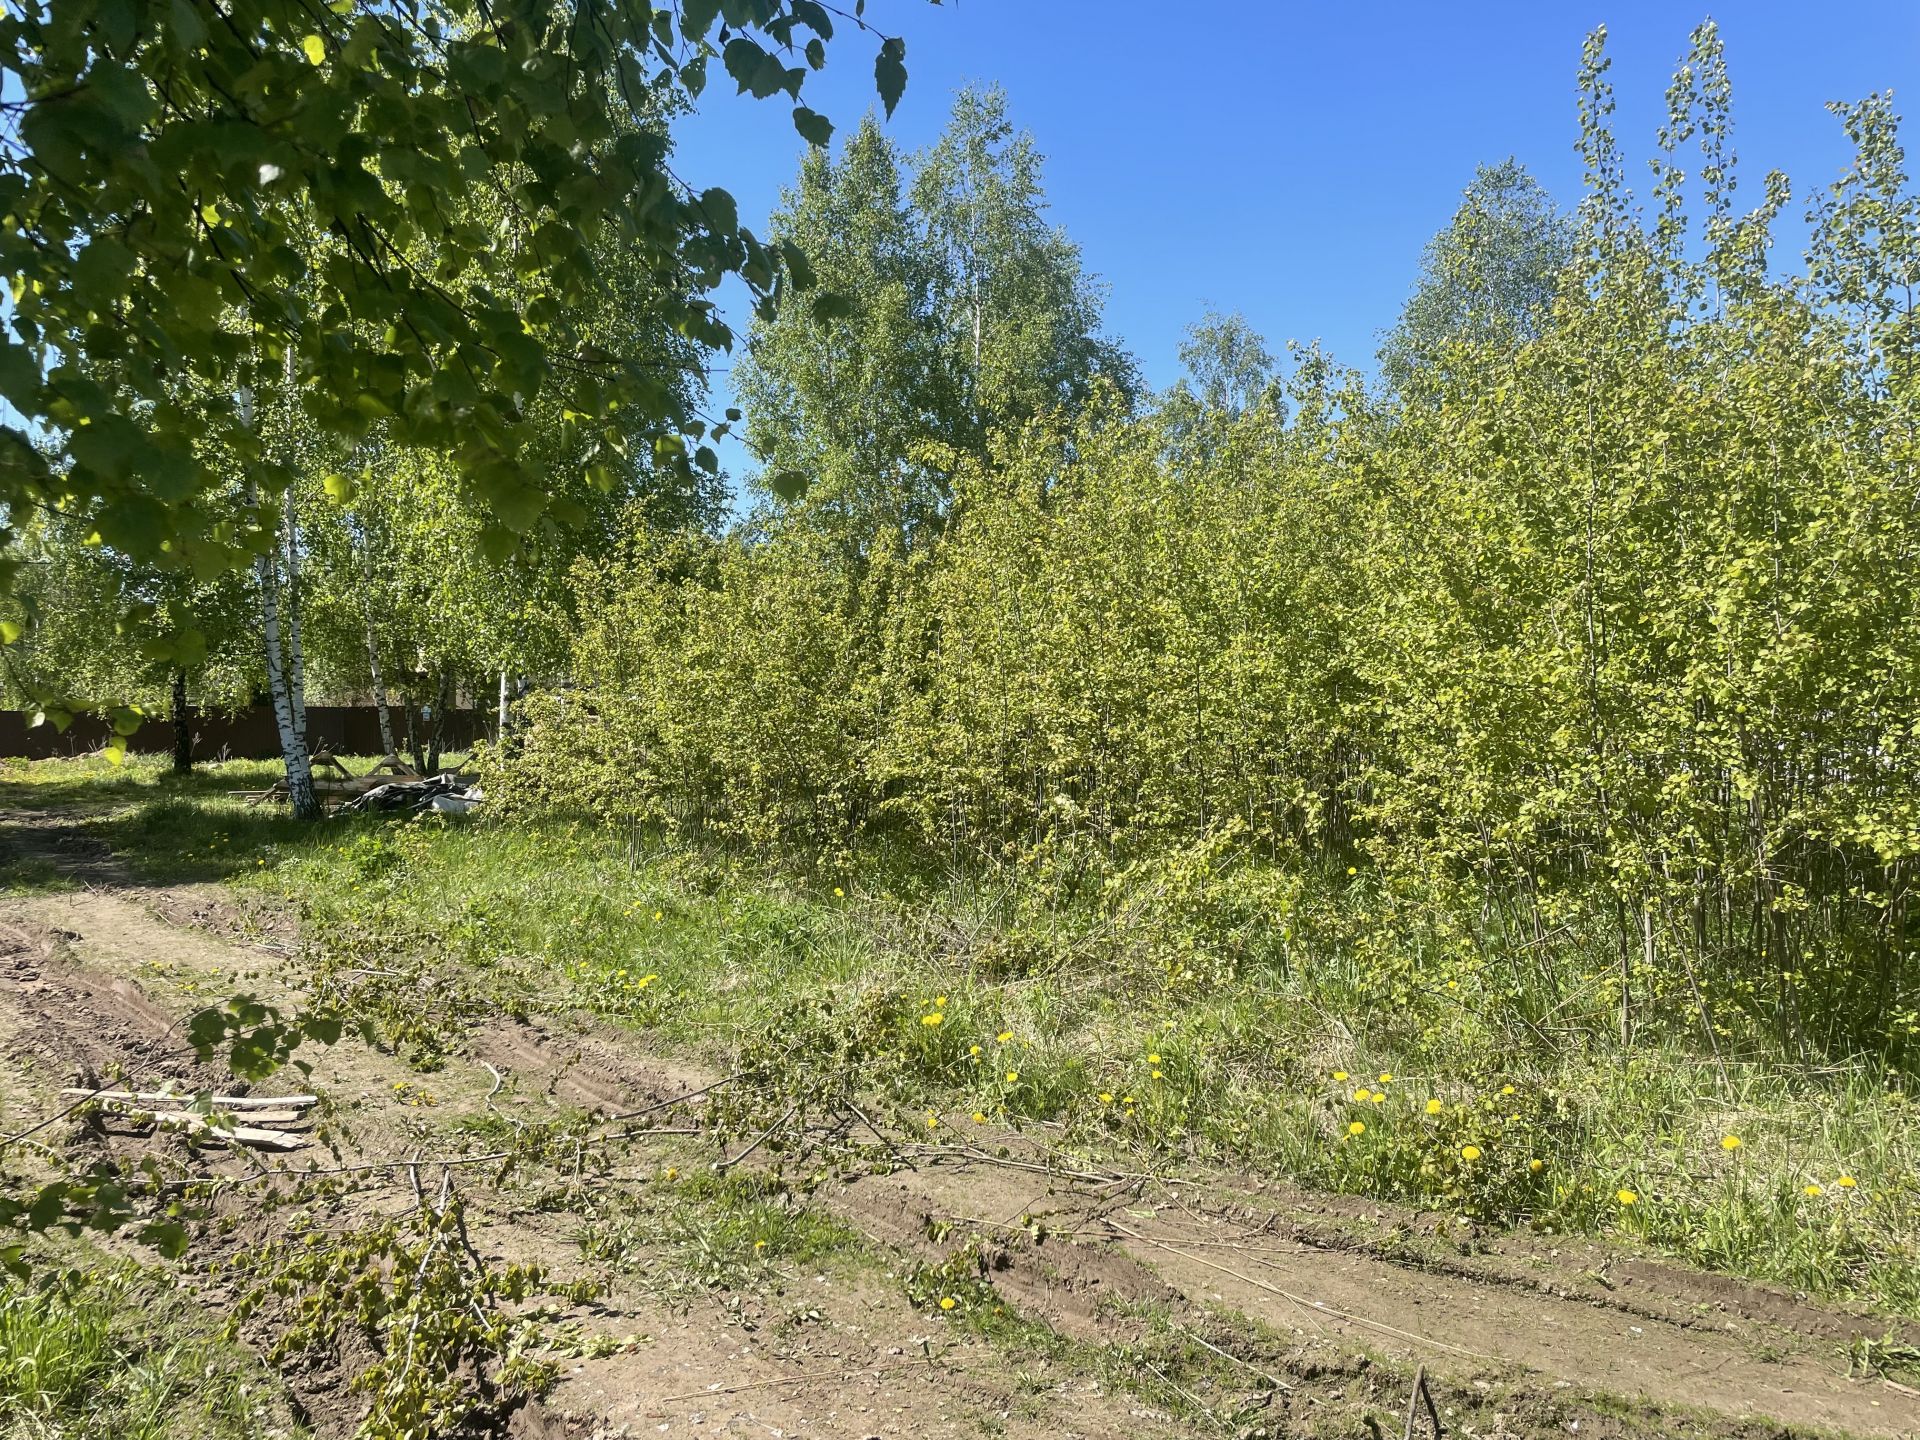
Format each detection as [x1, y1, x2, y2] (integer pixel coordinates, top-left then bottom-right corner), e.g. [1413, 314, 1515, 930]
[501, 39, 1920, 1069]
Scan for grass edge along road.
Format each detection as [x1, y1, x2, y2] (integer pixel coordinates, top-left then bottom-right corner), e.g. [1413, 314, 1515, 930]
[4, 753, 1914, 1329]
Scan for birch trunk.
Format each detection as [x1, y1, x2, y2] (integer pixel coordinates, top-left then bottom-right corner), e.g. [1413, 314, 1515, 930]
[497, 669, 509, 746]
[256, 501, 318, 820]
[282, 485, 307, 745]
[358, 526, 397, 758]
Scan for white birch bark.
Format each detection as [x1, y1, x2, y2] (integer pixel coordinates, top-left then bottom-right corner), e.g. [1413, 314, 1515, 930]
[282, 484, 307, 745]
[256, 520, 318, 819]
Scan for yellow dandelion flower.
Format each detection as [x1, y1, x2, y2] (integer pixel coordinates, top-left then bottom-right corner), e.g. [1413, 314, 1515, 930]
[664, 1167, 678, 1181]
[1804, 1183, 1824, 1196]
[1005, 1070, 1020, 1083]
[653, 910, 662, 921]
[1122, 1095, 1135, 1105]
[1333, 1070, 1349, 1082]
[1461, 1144, 1482, 1162]
[1378, 1073, 1393, 1084]
[1346, 866, 1358, 876]
[972, 1111, 987, 1124]
[754, 1239, 767, 1250]
[969, 1044, 982, 1056]
[834, 887, 845, 898]
[921, 1012, 944, 1026]
[1529, 1158, 1544, 1173]
[1152, 1070, 1164, 1080]
[1500, 1084, 1515, 1096]
[1147, 1053, 1162, 1065]
[927, 1112, 939, 1129]
[1616, 1188, 1638, 1206]
[1348, 1121, 1366, 1136]
[996, 1031, 1013, 1044]
[1352, 1087, 1371, 1102]
[936, 995, 948, 1007]
[1446, 979, 1459, 990]
[1720, 1135, 1741, 1151]
[1370, 1092, 1385, 1105]
[1098, 1092, 1113, 1103]
[1425, 1099, 1444, 1115]
[939, 1296, 957, 1311]
[1836, 1175, 1857, 1189]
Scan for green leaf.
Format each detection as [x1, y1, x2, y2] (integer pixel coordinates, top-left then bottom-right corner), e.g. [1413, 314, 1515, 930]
[810, 292, 856, 323]
[724, 38, 785, 99]
[138, 1220, 189, 1258]
[768, 468, 810, 501]
[300, 33, 325, 65]
[792, 106, 833, 148]
[699, 186, 739, 235]
[0, 620, 20, 645]
[875, 37, 907, 117]
[680, 0, 722, 40]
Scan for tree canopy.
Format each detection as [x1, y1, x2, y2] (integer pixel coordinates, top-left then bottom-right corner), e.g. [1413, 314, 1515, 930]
[0, 0, 918, 692]
[1377, 157, 1575, 393]
[735, 85, 1135, 551]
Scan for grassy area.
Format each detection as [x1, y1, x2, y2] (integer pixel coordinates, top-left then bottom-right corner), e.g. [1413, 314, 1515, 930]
[5, 753, 1918, 1320]
[0, 1260, 305, 1439]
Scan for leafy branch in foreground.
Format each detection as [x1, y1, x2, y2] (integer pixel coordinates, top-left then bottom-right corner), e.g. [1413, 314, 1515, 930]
[0, 0, 924, 684]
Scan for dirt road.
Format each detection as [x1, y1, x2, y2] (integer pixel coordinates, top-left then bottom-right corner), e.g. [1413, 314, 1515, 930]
[2, 802, 1916, 1439]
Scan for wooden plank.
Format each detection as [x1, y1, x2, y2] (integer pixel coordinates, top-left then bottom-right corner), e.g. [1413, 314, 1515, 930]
[62, 1088, 319, 1110]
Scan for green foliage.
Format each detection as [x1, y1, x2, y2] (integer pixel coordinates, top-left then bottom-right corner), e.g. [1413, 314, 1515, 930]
[734, 86, 1136, 549]
[1377, 156, 1574, 394]
[513, 23, 1920, 1073]
[223, 1189, 594, 1440]
[0, 0, 921, 672]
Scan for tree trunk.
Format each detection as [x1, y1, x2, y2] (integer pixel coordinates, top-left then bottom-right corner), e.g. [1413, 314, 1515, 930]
[358, 529, 397, 758]
[497, 669, 509, 748]
[426, 671, 451, 773]
[282, 486, 307, 745]
[257, 533, 318, 820]
[170, 669, 192, 776]
[405, 697, 426, 776]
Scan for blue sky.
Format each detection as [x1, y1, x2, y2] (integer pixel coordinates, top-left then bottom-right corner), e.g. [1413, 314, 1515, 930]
[670, 1, 1920, 487]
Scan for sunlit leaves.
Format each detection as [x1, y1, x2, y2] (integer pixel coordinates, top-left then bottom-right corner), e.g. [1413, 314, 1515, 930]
[0, 0, 929, 687]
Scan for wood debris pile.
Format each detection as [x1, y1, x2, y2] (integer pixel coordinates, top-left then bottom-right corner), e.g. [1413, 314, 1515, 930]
[229, 750, 482, 816]
[64, 1086, 317, 1151]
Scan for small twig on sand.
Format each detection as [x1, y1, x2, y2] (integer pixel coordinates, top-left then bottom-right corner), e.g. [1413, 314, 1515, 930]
[1177, 1323, 1294, 1392]
[605, 1070, 746, 1123]
[714, 1102, 798, 1172]
[844, 1099, 914, 1168]
[649, 1361, 927, 1407]
[1403, 1363, 1442, 1439]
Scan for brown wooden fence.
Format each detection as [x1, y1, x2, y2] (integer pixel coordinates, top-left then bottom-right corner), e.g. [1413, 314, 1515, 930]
[0, 706, 490, 762]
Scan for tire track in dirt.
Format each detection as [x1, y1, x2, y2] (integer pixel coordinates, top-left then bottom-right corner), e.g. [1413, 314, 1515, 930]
[473, 1025, 1920, 1438]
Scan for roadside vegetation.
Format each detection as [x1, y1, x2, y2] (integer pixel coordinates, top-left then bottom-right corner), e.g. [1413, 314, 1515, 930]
[5, 10, 1920, 1438]
[8, 753, 1916, 1324]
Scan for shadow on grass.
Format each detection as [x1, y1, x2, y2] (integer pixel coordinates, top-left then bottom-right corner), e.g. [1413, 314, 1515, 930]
[0, 757, 393, 891]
